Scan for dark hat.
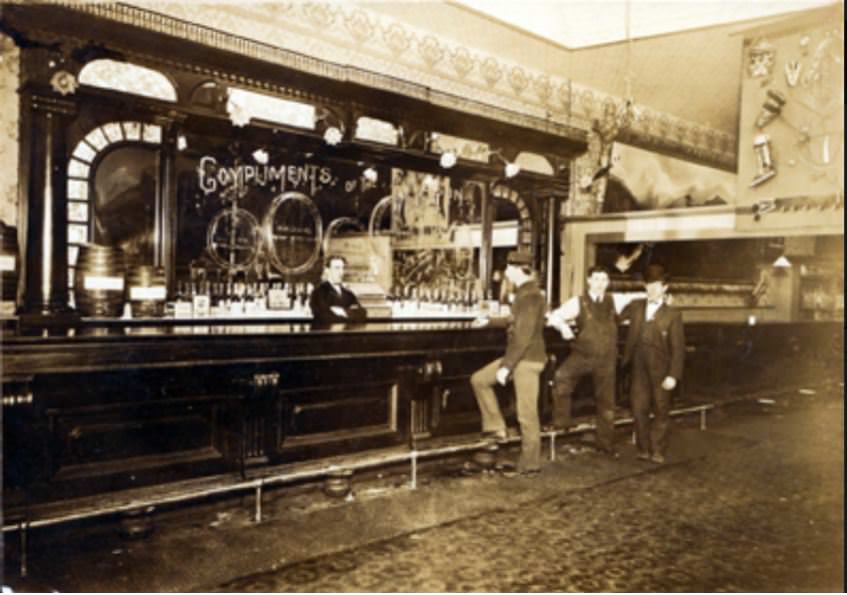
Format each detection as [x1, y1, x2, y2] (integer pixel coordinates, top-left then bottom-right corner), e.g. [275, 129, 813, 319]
[506, 250, 533, 266]
[643, 264, 669, 284]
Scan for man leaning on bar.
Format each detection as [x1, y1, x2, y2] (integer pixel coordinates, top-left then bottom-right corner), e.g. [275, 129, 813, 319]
[470, 250, 547, 476]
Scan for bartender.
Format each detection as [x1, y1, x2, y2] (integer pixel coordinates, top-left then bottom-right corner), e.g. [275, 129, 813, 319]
[309, 254, 367, 326]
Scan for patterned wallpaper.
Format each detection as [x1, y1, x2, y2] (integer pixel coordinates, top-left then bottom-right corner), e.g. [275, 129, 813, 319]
[111, 1, 735, 171]
[0, 32, 20, 227]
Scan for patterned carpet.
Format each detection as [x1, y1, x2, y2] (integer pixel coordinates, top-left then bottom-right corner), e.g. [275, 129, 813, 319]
[214, 393, 844, 592]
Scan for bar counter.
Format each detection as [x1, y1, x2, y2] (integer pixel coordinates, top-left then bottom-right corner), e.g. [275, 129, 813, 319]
[2, 318, 841, 507]
[2, 320, 569, 505]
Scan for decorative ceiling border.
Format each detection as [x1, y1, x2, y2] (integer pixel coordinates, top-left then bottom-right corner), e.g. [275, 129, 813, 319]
[52, 1, 736, 169]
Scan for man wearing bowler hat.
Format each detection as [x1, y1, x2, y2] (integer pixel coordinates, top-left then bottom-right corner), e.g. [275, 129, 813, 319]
[470, 250, 547, 475]
[621, 264, 685, 463]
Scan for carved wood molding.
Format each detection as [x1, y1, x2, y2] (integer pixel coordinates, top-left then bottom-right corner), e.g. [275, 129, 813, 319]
[4, 2, 738, 170]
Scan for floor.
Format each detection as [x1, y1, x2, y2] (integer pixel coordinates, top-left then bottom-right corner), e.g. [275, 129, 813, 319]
[3, 384, 844, 592]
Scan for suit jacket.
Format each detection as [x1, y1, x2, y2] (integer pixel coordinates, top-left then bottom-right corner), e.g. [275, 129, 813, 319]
[621, 299, 685, 380]
[500, 279, 547, 371]
[309, 281, 366, 326]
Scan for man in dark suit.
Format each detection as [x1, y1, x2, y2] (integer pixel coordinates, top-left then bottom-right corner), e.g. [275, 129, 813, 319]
[621, 264, 685, 464]
[309, 255, 366, 326]
[470, 250, 547, 475]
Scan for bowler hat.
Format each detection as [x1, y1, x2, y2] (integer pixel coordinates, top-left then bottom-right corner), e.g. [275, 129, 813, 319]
[506, 250, 533, 266]
[643, 264, 669, 283]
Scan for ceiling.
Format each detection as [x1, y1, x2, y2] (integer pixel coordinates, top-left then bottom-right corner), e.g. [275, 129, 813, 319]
[450, 0, 837, 49]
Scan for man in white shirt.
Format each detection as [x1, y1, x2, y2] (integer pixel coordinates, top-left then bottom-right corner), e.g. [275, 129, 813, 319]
[545, 265, 637, 457]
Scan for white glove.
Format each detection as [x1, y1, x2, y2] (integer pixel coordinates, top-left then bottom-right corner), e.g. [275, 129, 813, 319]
[661, 376, 677, 391]
[496, 367, 510, 386]
[330, 306, 348, 318]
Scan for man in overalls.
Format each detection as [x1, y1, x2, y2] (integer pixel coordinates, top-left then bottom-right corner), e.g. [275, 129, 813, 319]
[547, 265, 630, 458]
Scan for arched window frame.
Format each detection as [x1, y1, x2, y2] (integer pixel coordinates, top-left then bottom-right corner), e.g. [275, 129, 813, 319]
[66, 121, 162, 289]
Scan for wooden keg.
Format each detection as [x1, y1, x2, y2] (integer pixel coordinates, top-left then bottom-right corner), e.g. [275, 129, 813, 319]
[73, 243, 126, 318]
[126, 265, 166, 318]
[0, 222, 19, 306]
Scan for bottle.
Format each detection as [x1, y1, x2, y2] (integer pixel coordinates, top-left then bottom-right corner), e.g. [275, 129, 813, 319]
[174, 282, 193, 318]
[193, 281, 211, 318]
[288, 282, 297, 312]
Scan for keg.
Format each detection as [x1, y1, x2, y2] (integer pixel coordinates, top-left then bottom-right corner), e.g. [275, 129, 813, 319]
[1, 223, 19, 307]
[73, 243, 126, 317]
[126, 265, 166, 318]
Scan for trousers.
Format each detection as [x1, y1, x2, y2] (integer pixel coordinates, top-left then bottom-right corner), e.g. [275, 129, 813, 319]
[471, 357, 545, 472]
[551, 352, 617, 452]
[630, 353, 672, 456]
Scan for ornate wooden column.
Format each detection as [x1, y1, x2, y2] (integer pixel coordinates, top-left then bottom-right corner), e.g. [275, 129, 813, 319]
[153, 114, 181, 298]
[20, 92, 76, 317]
[476, 182, 493, 296]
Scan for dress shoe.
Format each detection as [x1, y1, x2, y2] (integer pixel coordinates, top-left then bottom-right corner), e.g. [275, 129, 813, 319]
[636, 451, 651, 462]
[650, 453, 666, 464]
[481, 430, 508, 443]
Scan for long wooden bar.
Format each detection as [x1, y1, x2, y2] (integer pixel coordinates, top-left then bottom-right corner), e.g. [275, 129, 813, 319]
[3, 319, 842, 510]
[1, 321, 569, 505]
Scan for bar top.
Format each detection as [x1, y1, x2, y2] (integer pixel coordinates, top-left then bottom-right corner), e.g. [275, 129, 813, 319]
[0, 318, 524, 378]
[1, 319, 501, 344]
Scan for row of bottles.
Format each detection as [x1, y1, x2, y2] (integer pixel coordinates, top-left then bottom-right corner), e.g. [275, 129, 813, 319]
[386, 281, 510, 318]
[165, 280, 314, 319]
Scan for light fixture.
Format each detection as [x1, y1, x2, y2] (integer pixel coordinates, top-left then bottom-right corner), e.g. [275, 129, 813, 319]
[504, 162, 521, 178]
[225, 90, 250, 127]
[252, 148, 269, 164]
[439, 150, 457, 169]
[315, 108, 345, 146]
[490, 149, 520, 179]
[594, 0, 636, 145]
[323, 126, 343, 146]
[177, 134, 188, 151]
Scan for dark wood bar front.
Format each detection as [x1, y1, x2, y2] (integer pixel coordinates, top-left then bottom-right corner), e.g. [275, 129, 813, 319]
[2, 321, 569, 504]
[4, 318, 841, 509]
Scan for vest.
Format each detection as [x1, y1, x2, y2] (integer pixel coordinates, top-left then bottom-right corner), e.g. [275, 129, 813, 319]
[572, 294, 617, 357]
